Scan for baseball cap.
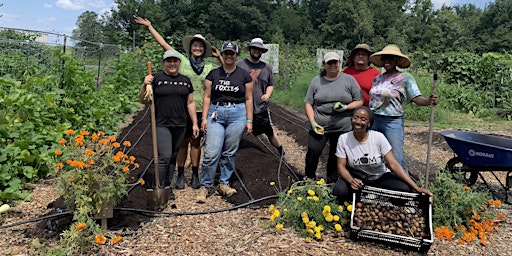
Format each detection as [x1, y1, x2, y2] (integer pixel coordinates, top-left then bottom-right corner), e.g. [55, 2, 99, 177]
[323, 52, 340, 63]
[162, 49, 181, 60]
[221, 41, 239, 54]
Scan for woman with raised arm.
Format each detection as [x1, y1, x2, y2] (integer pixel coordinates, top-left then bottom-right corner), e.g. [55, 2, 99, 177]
[135, 17, 222, 190]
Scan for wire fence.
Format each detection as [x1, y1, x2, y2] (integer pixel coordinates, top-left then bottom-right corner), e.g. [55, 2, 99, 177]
[0, 27, 123, 88]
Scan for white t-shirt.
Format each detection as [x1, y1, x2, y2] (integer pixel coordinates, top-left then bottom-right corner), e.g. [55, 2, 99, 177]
[335, 130, 392, 181]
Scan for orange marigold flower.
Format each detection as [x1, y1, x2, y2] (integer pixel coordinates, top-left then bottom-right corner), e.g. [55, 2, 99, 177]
[76, 223, 86, 231]
[97, 131, 105, 137]
[55, 162, 64, 169]
[58, 138, 67, 145]
[123, 141, 131, 147]
[472, 214, 481, 221]
[108, 136, 116, 143]
[496, 213, 506, 220]
[89, 159, 95, 165]
[75, 138, 84, 147]
[139, 178, 145, 185]
[65, 129, 75, 135]
[100, 139, 108, 145]
[91, 132, 99, 141]
[480, 239, 488, 246]
[66, 159, 73, 164]
[112, 155, 121, 163]
[55, 150, 63, 155]
[134, 163, 140, 168]
[95, 234, 107, 245]
[112, 235, 122, 244]
[494, 200, 502, 207]
[463, 185, 470, 190]
[113, 142, 121, 148]
[122, 166, 130, 173]
[79, 130, 89, 136]
[85, 149, 94, 156]
[68, 177, 74, 183]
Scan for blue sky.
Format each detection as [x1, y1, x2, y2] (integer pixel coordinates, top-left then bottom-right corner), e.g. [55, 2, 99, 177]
[0, 0, 493, 36]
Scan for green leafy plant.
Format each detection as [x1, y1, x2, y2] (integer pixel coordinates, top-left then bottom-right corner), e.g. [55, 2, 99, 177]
[268, 179, 351, 242]
[50, 129, 142, 253]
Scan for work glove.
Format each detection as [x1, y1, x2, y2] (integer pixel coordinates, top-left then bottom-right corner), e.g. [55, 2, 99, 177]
[310, 120, 324, 135]
[333, 102, 347, 112]
[144, 84, 153, 102]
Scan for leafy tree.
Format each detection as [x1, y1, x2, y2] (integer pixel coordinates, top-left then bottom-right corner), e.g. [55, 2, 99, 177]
[72, 11, 105, 45]
[476, 0, 512, 53]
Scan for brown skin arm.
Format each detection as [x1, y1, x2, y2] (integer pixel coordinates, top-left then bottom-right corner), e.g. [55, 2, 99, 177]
[337, 157, 363, 190]
[139, 75, 153, 104]
[134, 16, 172, 51]
[211, 46, 225, 66]
[412, 94, 439, 106]
[186, 93, 199, 138]
[201, 79, 212, 132]
[305, 103, 315, 123]
[244, 81, 254, 135]
[383, 151, 434, 198]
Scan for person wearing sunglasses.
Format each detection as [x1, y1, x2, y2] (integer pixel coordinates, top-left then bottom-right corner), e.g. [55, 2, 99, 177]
[368, 44, 439, 174]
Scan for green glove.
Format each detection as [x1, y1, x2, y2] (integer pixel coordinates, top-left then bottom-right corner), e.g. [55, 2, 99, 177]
[333, 102, 347, 112]
[310, 120, 324, 135]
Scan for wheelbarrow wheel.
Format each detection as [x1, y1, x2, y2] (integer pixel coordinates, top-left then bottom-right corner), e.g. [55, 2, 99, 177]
[446, 157, 478, 186]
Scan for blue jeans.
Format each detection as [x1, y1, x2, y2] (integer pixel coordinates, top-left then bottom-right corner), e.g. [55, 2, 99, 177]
[201, 103, 247, 187]
[370, 115, 408, 173]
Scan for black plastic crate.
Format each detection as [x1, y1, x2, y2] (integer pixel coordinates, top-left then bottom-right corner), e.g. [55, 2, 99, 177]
[350, 186, 433, 252]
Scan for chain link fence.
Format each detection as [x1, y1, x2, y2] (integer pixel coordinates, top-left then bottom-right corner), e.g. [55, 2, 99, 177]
[0, 27, 123, 87]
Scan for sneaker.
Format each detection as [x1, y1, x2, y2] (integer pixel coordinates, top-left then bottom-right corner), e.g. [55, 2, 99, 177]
[196, 187, 208, 203]
[218, 184, 237, 197]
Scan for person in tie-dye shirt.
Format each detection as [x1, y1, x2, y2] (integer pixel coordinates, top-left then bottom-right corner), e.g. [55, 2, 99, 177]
[368, 44, 439, 174]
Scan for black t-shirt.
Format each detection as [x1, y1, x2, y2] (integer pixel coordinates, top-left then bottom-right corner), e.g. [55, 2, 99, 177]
[206, 66, 252, 104]
[151, 72, 193, 127]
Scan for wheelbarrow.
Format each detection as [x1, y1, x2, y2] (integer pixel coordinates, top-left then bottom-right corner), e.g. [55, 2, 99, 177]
[440, 130, 512, 204]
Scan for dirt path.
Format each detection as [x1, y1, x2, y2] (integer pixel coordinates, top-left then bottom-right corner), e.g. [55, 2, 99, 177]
[0, 103, 510, 255]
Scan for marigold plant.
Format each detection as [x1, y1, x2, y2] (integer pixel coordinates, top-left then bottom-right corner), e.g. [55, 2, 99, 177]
[268, 179, 351, 241]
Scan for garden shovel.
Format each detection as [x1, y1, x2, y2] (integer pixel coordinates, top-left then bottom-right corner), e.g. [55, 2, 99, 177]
[145, 61, 170, 211]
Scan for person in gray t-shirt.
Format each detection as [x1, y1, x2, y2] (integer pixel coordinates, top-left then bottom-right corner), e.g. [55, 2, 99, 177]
[304, 52, 363, 183]
[237, 38, 284, 156]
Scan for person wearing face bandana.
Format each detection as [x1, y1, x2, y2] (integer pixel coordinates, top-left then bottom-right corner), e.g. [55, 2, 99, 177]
[135, 17, 223, 190]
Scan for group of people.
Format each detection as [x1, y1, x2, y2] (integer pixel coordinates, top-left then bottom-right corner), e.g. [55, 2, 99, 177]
[136, 16, 437, 204]
[136, 17, 283, 203]
[306, 44, 438, 201]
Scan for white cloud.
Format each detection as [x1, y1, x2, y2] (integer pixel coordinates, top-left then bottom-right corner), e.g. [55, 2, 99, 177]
[44, 3, 53, 8]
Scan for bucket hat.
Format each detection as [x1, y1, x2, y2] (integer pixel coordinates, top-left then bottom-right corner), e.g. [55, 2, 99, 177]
[369, 44, 411, 68]
[349, 44, 373, 58]
[221, 41, 240, 54]
[247, 38, 268, 53]
[182, 34, 213, 58]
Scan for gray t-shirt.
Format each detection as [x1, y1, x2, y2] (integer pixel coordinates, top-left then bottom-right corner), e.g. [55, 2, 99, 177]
[336, 130, 392, 181]
[304, 73, 363, 133]
[236, 59, 274, 114]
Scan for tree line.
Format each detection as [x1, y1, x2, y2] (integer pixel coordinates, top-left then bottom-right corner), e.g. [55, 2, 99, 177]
[72, 0, 511, 56]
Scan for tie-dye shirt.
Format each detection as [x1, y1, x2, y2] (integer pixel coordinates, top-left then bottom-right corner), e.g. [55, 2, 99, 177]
[369, 72, 422, 116]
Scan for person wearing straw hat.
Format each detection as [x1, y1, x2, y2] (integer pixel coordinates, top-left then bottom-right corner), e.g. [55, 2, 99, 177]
[135, 17, 223, 190]
[304, 51, 364, 183]
[332, 106, 433, 203]
[368, 44, 439, 173]
[236, 38, 284, 156]
[343, 44, 381, 106]
[139, 49, 199, 200]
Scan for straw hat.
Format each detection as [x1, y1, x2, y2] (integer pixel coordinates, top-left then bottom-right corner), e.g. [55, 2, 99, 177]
[182, 34, 213, 58]
[369, 44, 411, 68]
[247, 38, 268, 53]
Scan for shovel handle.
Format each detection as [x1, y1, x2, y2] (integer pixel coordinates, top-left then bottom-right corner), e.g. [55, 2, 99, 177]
[147, 61, 152, 76]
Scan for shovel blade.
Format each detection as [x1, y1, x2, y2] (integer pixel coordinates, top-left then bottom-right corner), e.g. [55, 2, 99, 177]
[157, 186, 171, 209]
[146, 189, 160, 211]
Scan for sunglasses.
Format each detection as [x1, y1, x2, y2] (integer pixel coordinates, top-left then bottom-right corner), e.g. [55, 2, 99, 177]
[380, 55, 399, 61]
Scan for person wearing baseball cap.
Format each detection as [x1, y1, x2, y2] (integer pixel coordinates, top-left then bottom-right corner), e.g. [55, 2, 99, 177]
[196, 41, 254, 203]
[304, 51, 364, 183]
[236, 38, 284, 157]
[135, 16, 223, 191]
[368, 44, 439, 174]
[138, 49, 198, 200]
[343, 44, 381, 106]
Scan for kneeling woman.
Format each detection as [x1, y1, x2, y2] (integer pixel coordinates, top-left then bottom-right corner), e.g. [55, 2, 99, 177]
[332, 106, 432, 202]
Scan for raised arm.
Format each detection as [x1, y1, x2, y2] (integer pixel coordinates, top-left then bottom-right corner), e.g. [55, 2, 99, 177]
[134, 16, 172, 51]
